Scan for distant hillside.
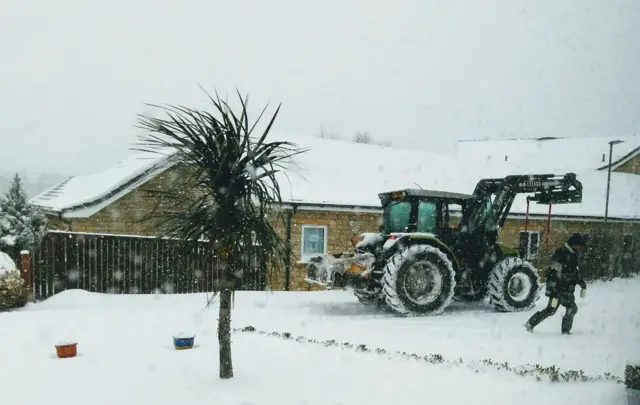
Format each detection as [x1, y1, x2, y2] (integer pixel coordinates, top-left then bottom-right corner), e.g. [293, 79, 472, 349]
[0, 172, 68, 199]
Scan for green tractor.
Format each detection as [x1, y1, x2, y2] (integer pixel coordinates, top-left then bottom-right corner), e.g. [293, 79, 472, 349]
[305, 173, 583, 316]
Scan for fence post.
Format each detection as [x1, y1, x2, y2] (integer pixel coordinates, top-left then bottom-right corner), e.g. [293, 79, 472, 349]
[627, 361, 640, 405]
[20, 250, 33, 302]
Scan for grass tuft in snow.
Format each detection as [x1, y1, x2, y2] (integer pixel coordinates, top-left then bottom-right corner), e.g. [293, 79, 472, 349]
[234, 325, 624, 385]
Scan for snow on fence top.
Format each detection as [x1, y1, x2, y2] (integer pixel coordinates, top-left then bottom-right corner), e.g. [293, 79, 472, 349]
[29, 133, 640, 220]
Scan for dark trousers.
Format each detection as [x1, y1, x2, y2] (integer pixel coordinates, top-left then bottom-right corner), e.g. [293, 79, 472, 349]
[527, 293, 578, 333]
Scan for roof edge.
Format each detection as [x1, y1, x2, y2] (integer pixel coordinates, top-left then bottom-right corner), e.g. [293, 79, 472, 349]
[43, 156, 175, 219]
[280, 202, 640, 222]
[596, 145, 640, 171]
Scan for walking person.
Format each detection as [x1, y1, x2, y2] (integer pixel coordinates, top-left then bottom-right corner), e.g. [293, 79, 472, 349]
[525, 232, 588, 335]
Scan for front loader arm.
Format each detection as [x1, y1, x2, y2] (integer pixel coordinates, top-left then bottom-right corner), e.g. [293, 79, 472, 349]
[471, 173, 583, 228]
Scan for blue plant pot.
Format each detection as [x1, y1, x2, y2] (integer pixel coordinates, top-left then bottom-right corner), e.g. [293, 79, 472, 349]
[173, 335, 195, 350]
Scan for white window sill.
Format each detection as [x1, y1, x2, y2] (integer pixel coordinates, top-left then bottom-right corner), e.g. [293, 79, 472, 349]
[297, 255, 326, 265]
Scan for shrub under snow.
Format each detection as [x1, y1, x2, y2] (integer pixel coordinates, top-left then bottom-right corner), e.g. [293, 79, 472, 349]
[0, 251, 26, 311]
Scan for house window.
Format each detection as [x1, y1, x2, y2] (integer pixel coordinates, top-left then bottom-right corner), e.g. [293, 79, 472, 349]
[623, 233, 633, 253]
[301, 225, 328, 262]
[519, 230, 540, 259]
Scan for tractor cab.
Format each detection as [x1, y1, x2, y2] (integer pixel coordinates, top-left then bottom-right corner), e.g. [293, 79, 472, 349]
[377, 189, 498, 267]
[378, 189, 476, 234]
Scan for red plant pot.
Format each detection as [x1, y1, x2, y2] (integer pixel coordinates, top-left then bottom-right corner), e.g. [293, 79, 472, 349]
[55, 343, 77, 358]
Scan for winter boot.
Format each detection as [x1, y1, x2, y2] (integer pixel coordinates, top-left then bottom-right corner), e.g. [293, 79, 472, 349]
[525, 322, 534, 332]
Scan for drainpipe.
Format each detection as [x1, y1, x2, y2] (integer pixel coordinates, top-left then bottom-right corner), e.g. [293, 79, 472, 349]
[58, 209, 73, 231]
[284, 204, 297, 291]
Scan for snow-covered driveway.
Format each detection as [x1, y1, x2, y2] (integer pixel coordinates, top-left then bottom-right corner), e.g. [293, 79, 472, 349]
[0, 276, 638, 405]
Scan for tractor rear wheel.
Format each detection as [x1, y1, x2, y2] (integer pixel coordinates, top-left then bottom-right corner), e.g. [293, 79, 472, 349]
[381, 244, 456, 316]
[487, 257, 540, 312]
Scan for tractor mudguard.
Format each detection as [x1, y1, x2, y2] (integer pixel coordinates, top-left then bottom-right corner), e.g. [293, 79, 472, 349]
[496, 242, 518, 257]
[383, 232, 461, 270]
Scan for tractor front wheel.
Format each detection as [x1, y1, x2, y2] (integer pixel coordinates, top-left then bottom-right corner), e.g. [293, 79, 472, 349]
[381, 244, 456, 316]
[487, 257, 541, 312]
[353, 288, 384, 307]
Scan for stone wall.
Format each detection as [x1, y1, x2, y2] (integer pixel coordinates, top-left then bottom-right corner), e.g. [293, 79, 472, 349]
[614, 153, 640, 175]
[277, 212, 640, 290]
[496, 216, 639, 276]
[268, 209, 381, 291]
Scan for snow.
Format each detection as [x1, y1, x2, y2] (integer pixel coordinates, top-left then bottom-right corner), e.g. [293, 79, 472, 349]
[454, 135, 640, 174]
[29, 134, 640, 220]
[273, 135, 640, 219]
[0, 234, 16, 247]
[29, 151, 175, 214]
[1, 276, 638, 405]
[509, 171, 640, 219]
[355, 232, 384, 249]
[0, 251, 17, 276]
[383, 232, 438, 249]
[172, 331, 195, 339]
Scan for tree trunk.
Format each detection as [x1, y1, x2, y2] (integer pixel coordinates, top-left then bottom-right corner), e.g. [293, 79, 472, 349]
[218, 285, 233, 379]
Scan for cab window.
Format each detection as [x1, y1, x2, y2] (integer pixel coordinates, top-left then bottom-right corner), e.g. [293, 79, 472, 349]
[417, 201, 437, 233]
[383, 201, 411, 233]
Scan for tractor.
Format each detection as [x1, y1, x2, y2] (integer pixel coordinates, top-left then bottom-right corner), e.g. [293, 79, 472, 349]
[305, 173, 583, 316]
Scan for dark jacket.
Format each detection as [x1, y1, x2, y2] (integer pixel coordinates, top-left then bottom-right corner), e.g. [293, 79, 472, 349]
[545, 243, 587, 297]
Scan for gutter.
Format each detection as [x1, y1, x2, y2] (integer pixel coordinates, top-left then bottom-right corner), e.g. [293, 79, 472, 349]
[282, 202, 639, 223]
[281, 201, 382, 213]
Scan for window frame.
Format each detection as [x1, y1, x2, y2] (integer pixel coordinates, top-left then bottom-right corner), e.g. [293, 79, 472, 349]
[300, 224, 328, 263]
[519, 230, 541, 260]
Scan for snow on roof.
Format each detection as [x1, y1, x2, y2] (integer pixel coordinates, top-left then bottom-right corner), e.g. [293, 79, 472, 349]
[454, 134, 640, 174]
[30, 150, 175, 215]
[509, 171, 640, 220]
[273, 134, 470, 208]
[31, 133, 640, 220]
[273, 135, 640, 219]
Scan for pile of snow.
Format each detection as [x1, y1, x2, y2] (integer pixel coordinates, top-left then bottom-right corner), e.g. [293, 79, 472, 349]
[0, 251, 16, 276]
[0, 251, 25, 311]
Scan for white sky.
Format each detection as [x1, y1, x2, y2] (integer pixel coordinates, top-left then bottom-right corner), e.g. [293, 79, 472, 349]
[1, 0, 639, 176]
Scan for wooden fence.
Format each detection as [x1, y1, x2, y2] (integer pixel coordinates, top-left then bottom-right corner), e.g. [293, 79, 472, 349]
[31, 231, 267, 300]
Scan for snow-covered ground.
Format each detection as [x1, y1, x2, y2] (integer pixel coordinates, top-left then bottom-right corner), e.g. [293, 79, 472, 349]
[1, 276, 639, 405]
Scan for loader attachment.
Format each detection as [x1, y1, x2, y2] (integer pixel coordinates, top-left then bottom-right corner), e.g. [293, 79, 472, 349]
[305, 251, 376, 289]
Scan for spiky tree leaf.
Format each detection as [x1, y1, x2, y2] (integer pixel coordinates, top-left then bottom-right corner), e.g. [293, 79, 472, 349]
[133, 88, 308, 379]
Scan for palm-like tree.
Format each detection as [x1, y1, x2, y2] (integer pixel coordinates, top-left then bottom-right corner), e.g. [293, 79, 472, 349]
[134, 89, 307, 379]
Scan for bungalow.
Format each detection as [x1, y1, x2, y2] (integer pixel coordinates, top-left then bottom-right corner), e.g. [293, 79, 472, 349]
[31, 134, 640, 291]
